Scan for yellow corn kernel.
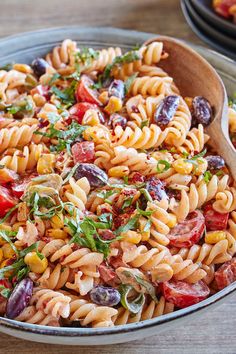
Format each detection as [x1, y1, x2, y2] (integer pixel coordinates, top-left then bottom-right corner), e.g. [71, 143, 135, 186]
[98, 91, 109, 105]
[184, 96, 193, 109]
[193, 157, 208, 176]
[104, 96, 122, 114]
[46, 228, 67, 240]
[121, 231, 141, 244]
[83, 126, 110, 142]
[139, 217, 150, 241]
[108, 166, 130, 178]
[173, 158, 193, 175]
[167, 213, 177, 228]
[37, 153, 56, 174]
[151, 264, 174, 282]
[51, 213, 64, 229]
[205, 231, 226, 244]
[82, 110, 100, 126]
[2, 244, 15, 259]
[24, 252, 48, 274]
[0, 249, 3, 263]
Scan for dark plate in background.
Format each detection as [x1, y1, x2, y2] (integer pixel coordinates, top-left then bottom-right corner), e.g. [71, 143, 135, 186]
[185, 0, 236, 49]
[181, 0, 236, 60]
[191, 0, 236, 36]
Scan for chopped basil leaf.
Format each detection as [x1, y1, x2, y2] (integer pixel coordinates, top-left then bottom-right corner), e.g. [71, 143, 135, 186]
[119, 284, 145, 314]
[140, 120, 149, 129]
[156, 160, 171, 173]
[114, 214, 139, 236]
[0, 204, 19, 225]
[0, 230, 19, 256]
[203, 170, 212, 183]
[124, 73, 137, 94]
[103, 50, 141, 79]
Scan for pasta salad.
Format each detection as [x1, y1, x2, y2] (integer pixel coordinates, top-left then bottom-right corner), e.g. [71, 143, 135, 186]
[0, 39, 236, 328]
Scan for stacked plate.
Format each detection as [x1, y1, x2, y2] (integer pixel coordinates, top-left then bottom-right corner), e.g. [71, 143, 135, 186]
[181, 0, 236, 60]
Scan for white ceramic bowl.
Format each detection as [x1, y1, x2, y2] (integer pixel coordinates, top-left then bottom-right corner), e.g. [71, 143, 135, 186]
[0, 26, 236, 345]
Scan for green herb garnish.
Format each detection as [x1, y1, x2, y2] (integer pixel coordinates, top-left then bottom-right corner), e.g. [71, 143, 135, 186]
[203, 170, 212, 183]
[156, 160, 171, 173]
[119, 284, 145, 314]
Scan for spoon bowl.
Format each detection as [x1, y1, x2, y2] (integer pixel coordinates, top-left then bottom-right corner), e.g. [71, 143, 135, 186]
[144, 36, 236, 179]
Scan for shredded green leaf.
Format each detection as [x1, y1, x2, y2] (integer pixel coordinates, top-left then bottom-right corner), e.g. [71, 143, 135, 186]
[119, 284, 145, 314]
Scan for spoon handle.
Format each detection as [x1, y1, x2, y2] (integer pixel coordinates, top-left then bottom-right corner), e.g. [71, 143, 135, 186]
[207, 120, 236, 181]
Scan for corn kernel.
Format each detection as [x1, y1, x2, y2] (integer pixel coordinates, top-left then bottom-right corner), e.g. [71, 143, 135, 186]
[151, 264, 173, 282]
[24, 252, 48, 274]
[173, 158, 193, 174]
[184, 96, 193, 109]
[104, 96, 122, 114]
[108, 166, 129, 178]
[121, 230, 141, 244]
[0, 249, 3, 263]
[193, 158, 208, 176]
[51, 213, 64, 229]
[2, 244, 15, 259]
[46, 228, 67, 240]
[37, 153, 56, 174]
[82, 110, 100, 126]
[98, 91, 109, 105]
[83, 126, 110, 142]
[167, 213, 177, 228]
[205, 231, 226, 244]
[138, 217, 151, 241]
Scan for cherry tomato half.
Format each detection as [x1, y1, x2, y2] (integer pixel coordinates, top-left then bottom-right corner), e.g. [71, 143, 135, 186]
[168, 210, 205, 248]
[71, 141, 95, 163]
[76, 75, 102, 105]
[11, 173, 37, 198]
[203, 203, 229, 231]
[162, 280, 210, 308]
[0, 186, 18, 218]
[69, 102, 98, 123]
[215, 258, 236, 290]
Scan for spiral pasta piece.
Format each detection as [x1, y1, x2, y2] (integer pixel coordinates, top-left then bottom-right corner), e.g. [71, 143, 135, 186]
[113, 296, 174, 325]
[15, 306, 60, 326]
[31, 288, 71, 318]
[213, 188, 236, 213]
[64, 177, 90, 211]
[82, 47, 122, 74]
[69, 297, 118, 327]
[61, 247, 104, 269]
[0, 144, 46, 174]
[46, 39, 77, 70]
[170, 175, 229, 221]
[129, 76, 174, 97]
[0, 124, 42, 153]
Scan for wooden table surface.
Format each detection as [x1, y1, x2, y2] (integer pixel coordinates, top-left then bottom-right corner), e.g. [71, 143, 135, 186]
[0, 0, 235, 353]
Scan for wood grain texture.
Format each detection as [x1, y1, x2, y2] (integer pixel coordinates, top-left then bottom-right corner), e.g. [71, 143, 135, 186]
[0, 0, 235, 353]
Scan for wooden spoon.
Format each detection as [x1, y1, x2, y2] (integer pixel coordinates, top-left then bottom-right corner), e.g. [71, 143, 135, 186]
[143, 36, 236, 179]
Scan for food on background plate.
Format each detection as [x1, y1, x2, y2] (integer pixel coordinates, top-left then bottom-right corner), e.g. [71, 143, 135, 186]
[0, 39, 236, 328]
[213, 0, 236, 23]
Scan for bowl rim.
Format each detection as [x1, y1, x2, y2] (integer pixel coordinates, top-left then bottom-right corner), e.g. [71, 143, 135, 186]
[0, 25, 236, 337]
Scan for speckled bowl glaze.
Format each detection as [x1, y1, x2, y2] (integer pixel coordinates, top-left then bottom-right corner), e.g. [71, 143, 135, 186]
[0, 27, 236, 345]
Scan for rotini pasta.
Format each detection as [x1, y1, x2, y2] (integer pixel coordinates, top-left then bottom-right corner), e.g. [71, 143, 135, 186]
[0, 39, 236, 329]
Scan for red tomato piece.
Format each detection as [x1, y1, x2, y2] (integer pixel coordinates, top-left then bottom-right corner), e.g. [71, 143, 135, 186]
[71, 141, 95, 163]
[76, 75, 102, 105]
[11, 173, 37, 198]
[0, 186, 18, 217]
[203, 203, 229, 231]
[214, 0, 236, 18]
[69, 102, 98, 123]
[162, 280, 210, 308]
[30, 85, 50, 100]
[0, 168, 18, 184]
[168, 210, 205, 248]
[215, 258, 236, 290]
[98, 264, 117, 283]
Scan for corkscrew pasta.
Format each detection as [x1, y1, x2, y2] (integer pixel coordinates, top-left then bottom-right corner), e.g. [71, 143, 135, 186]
[0, 39, 236, 329]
